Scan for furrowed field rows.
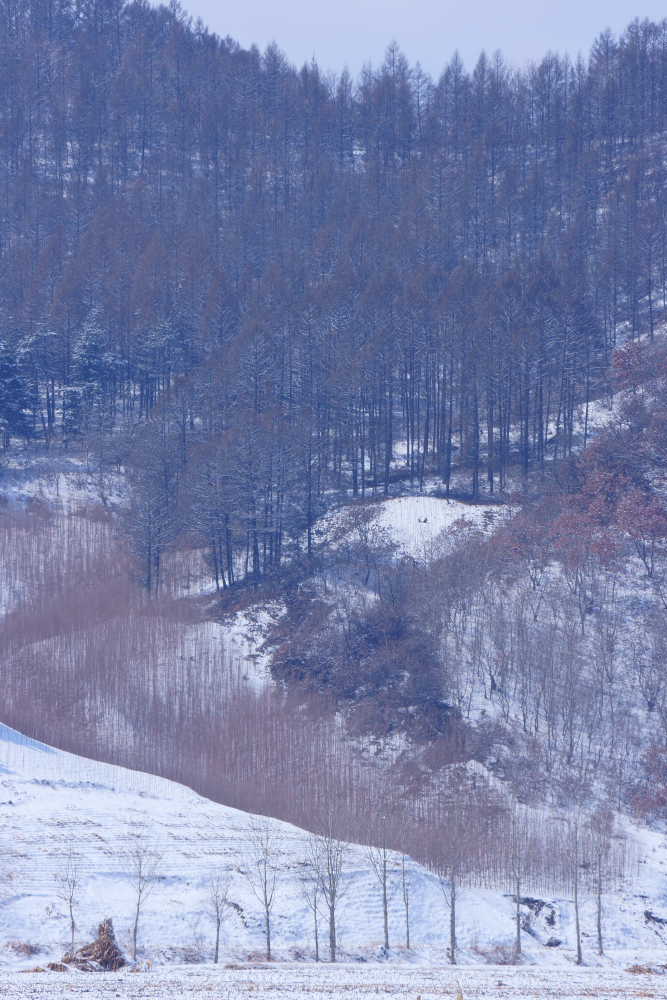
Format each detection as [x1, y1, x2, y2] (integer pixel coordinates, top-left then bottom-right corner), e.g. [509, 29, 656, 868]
[0, 964, 664, 1000]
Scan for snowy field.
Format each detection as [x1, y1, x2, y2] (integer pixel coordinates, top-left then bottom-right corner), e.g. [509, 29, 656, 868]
[0, 962, 664, 999]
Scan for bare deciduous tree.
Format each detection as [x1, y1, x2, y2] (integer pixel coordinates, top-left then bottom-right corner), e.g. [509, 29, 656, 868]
[588, 806, 626, 958]
[55, 848, 81, 952]
[400, 855, 411, 951]
[207, 874, 231, 964]
[124, 843, 161, 962]
[570, 815, 584, 966]
[508, 805, 531, 960]
[438, 870, 458, 965]
[367, 841, 392, 952]
[307, 818, 348, 962]
[243, 820, 279, 961]
[299, 870, 322, 962]
[436, 800, 473, 967]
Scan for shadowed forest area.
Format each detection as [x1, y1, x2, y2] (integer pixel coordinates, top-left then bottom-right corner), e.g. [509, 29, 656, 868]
[2, 3, 667, 588]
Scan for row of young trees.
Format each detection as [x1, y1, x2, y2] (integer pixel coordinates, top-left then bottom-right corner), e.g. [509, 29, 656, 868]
[53, 842, 166, 962]
[2, 2, 667, 588]
[51, 805, 627, 967]
[241, 805, 627, 966]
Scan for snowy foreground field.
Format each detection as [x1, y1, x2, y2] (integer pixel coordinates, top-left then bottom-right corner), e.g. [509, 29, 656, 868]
[0, 963, 664, 999]
[2, 719, 667, 987]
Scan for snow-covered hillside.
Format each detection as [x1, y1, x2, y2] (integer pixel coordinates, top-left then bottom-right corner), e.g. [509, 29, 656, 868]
[372, 496, 502, 559]
[315, 494, 504, 565]
[1, 725, 666, 971]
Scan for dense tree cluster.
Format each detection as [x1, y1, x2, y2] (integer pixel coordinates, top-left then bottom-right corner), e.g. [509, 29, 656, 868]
[2, 2, 667, 586]
[268, 338, 667, 810]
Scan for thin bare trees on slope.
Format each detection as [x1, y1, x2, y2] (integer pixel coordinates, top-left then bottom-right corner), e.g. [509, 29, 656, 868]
[44, 800, 627, 964]
[306, 816, 349, 962]
[243, 820, 280, 961]
[208, 875, 232, 964]
[54, 849, 81, 953]
[124, 843, 162, 962]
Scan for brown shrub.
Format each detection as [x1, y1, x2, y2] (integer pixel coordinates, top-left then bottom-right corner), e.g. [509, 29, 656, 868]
[6, 940, 41, 957]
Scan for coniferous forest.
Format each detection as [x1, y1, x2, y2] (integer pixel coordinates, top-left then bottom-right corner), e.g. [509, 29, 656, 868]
[2, 3, 667, 587]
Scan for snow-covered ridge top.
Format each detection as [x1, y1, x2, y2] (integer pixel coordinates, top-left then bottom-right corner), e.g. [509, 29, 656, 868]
[0, 725, 53, 755]
[0, 722, 291, 827]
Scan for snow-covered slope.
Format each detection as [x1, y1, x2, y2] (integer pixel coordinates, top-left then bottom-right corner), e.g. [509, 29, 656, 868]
[1, 725, 666, 971]
[315, 495, 503, 564]
[373, 495, 502, 558]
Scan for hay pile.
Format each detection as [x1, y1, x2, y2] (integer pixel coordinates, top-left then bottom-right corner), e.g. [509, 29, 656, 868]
[62, 918, 126, 972]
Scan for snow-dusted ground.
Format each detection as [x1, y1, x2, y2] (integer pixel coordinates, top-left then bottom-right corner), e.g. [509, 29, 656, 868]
[0, 963, 664, 999]
[374, 495, 503, 559]
[1, 451, 124, 513]
[1, 725, 667, 975]
[316, 495, 504, 564]
[216, 602, 286, 688]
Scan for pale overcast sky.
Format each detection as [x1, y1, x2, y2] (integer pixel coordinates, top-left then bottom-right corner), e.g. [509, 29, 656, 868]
[180, 0, 666, 76]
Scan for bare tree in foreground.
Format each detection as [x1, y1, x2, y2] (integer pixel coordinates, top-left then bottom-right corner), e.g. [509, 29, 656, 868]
[124, 843, 161, 961]
[588, 806, 627, 958]
[401, 856, 411, 951]
[300, 870, 322, 961]
[438, 868, 458, 965]
[54, 848, 82, 951]
[569, 815, 583, 966]
[508, 805, 531, 960]
[367, 841, 392, 952]
[307, 819, 348, 962]
[243, 820, 279, 960]
[207, 875, 231, 964]
[434, 794, 481, 967]
[590, 808, 611, 958]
